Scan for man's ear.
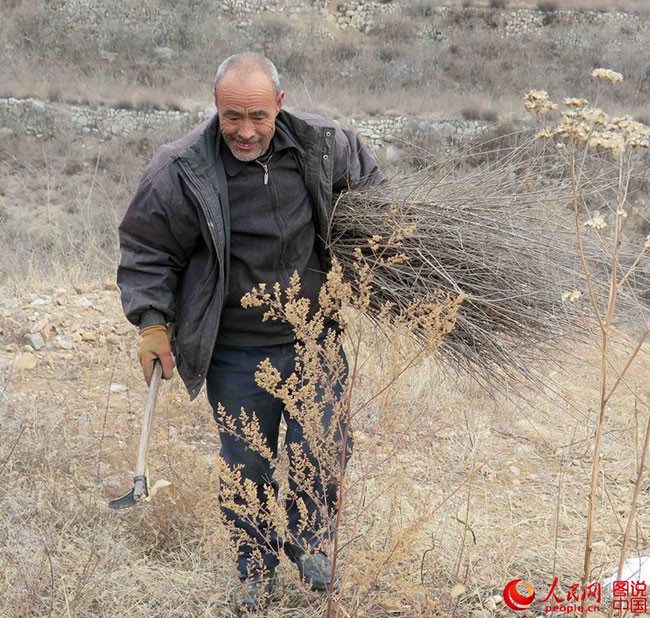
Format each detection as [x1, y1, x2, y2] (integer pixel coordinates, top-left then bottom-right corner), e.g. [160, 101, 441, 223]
[276, 90, 285, 115]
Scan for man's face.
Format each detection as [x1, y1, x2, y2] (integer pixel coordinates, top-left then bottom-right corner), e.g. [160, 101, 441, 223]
[215, 70, 284, 162]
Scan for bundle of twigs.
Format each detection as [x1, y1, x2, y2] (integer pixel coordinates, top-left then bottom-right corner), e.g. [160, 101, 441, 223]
[329, 129, 649, 389]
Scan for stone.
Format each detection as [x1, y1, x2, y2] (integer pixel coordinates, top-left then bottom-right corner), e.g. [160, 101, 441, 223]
[153, 46, 174, 61]
[10, 102, 23, 118]
[54, 335, 74, 350]
[99, 50, 117, 62]
[114, 323, 132, 335]
[438, 122, 456, 139]
[26, 333, 45, 351]
[33, 318, 50, 332]
[110, 383, 127, 393]
[385, 144, 403, 162]
[15, 353, 37, 370]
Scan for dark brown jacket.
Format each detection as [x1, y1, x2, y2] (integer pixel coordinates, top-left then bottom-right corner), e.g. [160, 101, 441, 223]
[117, 108, 384, 400]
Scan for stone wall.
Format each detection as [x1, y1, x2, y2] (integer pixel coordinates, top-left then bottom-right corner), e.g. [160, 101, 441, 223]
[50, 0, 180, 30]
[438, 5, 649, 38]
[329, 1, 399, 33]
[0, 97, 488, 150]
[331, 4, 649, 36]
[0, 97, 210, 140]
[0, 99, 60, 139]
[347, 115, 486, 149]
[219, 0, 309, 18]
[47, 0, 650, 38]
[397, 5, 648, 40]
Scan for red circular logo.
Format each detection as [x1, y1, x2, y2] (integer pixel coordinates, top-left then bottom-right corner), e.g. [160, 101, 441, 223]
[504, 579, 536, 610]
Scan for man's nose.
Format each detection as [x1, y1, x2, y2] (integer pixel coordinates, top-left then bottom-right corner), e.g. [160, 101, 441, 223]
[237, 120, 255, 142]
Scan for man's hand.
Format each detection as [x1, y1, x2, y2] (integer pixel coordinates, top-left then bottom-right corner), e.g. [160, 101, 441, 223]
[138, 325, 175, 385]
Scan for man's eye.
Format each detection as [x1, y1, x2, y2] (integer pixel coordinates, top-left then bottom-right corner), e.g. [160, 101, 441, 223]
[252, 115, 267, 122]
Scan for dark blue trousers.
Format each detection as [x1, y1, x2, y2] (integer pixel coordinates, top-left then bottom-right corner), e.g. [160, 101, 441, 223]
[206, 323, 353, 579]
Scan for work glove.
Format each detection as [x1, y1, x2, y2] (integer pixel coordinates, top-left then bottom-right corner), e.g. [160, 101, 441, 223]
[138, 324, 175, 386]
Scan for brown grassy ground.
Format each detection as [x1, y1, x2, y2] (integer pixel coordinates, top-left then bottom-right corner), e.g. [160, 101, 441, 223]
[0, 130, 172, 291]
[1, 282, 649, 616]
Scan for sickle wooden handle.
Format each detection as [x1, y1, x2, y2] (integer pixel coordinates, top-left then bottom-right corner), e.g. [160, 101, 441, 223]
[135, 359, 163, 478]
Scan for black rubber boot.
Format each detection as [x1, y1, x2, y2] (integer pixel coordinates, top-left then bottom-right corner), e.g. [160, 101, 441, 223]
[285, 545, 340, 593]
[231, 567, 277, 615]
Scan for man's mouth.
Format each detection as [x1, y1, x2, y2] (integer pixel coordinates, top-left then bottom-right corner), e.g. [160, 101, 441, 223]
[234, 141, 258, 151]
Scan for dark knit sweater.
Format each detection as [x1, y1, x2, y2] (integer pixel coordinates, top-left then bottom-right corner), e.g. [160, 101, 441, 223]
[215, 125, 329, 346]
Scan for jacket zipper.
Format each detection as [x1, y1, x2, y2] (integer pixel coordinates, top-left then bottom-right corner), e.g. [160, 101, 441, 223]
[256, 154, 290, 288]
[256, 155, 272, 185]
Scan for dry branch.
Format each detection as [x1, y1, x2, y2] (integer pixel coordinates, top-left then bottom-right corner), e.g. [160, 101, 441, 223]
[329, 132, 649, 390]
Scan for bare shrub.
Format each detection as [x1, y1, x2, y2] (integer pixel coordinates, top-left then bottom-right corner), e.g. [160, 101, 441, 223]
[537, 0, 559, 10]
[329, 39, 359, 64]
[0, 128, 177, 290]
[405, 0, 438, 17]
[4, 1, 650, 117]
[460, 97, 499, 122]
[368, 14, 414, 44]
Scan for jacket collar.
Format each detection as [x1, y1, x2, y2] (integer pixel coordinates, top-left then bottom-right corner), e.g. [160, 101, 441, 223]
[220, 121, 299, 177]
[275, 108, 319, 158]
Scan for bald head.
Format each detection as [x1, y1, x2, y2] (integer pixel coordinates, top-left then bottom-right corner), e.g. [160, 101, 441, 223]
[213, 52, 281, 98]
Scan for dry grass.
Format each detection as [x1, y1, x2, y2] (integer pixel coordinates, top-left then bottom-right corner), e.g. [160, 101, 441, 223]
[1, 141, 649, 617]
[441, 0, 650, 9]
[523, 78, 650, 601]
[1, 123, 649, 615]
[3, 2, 650, 119]
[3, 8, 650, 610]
[1, 284, 650, 616]
[0, 129, 175, 291]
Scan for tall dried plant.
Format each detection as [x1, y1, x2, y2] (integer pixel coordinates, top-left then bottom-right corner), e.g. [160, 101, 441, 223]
[525, 68, 650, 617]
[214, 240, 464, 615]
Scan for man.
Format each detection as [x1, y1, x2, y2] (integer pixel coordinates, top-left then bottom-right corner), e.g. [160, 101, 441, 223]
[117, 52, 384, 613]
